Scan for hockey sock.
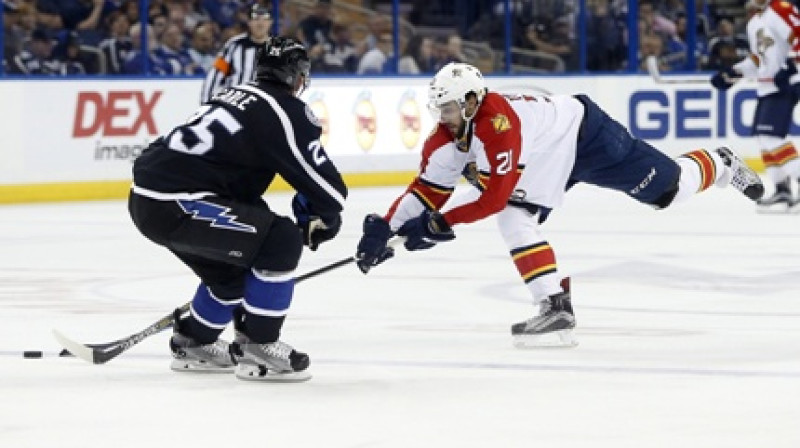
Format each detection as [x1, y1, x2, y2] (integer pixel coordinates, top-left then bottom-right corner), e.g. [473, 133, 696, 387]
[184, 283, 241, 344]
[759, 138, 800, 183]
[242, 269, 295, 343]
[674, 149, 724, 203]
[511, 241, 562, 299]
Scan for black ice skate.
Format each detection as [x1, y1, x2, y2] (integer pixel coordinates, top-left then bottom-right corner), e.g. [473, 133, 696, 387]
[230, 332, 311, 382]
[511, 291, 577, 348]
[715, 146, 765, 201]
[756, 179, 797, 214]
[169, 332, 236, 373]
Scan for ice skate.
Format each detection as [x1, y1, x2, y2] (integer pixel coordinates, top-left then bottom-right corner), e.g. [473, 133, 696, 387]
[512, 291, 578, 349]
[756, 180, 798, 214]
[714, 147, 765, 201]
[230, 332, 311, 382]
[791, 196, 800, 213]
[169, 332, 236, 373]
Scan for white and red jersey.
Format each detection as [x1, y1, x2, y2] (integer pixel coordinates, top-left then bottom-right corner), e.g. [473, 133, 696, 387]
[384, 92, 584, 230]
[735, 0, 800, 96]
[769, 0, 800, 52]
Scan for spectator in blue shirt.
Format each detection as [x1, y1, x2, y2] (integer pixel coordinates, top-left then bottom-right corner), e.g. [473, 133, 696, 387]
[123, 22, 173, 75]
[155, 22, 198, 74]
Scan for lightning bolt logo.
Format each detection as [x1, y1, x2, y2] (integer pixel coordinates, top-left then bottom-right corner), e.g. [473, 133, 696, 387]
[177, 200, 257, 233]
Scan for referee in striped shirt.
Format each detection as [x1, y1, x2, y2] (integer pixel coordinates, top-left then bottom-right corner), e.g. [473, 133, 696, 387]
[200, 3, 273, 103]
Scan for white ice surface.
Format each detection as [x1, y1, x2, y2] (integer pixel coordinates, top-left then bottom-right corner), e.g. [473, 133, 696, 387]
[1, 185, 799, 448]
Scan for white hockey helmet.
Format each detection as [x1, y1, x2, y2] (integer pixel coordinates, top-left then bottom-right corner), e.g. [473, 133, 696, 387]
[428, 62, 487, 121]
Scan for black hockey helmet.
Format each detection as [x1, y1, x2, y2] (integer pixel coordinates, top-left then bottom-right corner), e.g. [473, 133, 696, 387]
[255, 36, 311, 94]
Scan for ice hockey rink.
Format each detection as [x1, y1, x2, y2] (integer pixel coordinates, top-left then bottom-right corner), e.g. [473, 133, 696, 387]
[1, 185, 798, 448]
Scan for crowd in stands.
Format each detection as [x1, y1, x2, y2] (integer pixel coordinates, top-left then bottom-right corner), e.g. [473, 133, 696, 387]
[460, 0, 765, 73]
[0, 0, 774, 76]
[3, 0, 224, 75]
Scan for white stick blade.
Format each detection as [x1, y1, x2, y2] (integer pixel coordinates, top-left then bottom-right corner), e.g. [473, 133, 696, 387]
[52, 329, 95, 364]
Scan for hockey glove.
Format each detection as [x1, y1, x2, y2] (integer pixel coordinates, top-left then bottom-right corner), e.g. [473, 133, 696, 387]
[397, 210, 455, 251]
[355, 214, 395, 274]
[291, 193, 341, 251]
[774, 60, 798, 91]
[710, 67, 740, 91]
[462, 161, 481, 189]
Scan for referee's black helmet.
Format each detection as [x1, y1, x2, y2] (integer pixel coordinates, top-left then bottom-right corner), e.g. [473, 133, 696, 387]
[255, 37, 311, 93]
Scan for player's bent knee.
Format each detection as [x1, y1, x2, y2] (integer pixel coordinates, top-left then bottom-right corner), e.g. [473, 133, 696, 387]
[252, 216, 303, 272]
[207, 276, 248, 300]
[651, 182, 680, 209]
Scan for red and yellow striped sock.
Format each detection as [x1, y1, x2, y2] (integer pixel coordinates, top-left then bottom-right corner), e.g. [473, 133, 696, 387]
[762, 142, 799, 170]
[681, 149, 717, 192]
[511, 242, 557, 284]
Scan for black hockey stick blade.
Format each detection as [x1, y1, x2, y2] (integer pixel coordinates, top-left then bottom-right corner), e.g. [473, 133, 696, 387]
[53, 303, 190, 364]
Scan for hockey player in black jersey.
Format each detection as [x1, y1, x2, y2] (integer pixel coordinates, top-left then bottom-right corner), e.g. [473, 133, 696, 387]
[129, 37, 347, 382]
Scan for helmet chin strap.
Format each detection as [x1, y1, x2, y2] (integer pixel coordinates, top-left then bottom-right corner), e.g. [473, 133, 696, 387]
[455, 97, 481, 137]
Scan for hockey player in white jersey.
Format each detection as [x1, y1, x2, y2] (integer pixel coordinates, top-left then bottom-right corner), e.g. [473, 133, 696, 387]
[357, 63, 763, 347]
[711, 0, 800, 212]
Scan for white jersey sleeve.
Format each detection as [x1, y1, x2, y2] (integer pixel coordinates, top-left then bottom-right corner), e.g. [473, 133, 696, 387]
[384, 125, 468, 231]
[739, 7, 795, 96]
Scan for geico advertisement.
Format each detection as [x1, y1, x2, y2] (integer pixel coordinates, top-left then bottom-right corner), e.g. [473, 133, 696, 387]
[625, 84, 789, 159]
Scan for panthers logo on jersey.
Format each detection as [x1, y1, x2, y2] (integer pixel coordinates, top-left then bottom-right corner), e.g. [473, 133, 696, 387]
[756, 28, 775, 56]
[491, 114, 512, 133]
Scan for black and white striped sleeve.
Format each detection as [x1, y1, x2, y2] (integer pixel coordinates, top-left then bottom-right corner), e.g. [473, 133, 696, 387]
[239, 84, 347, 219]
[200, 39, 239, 103]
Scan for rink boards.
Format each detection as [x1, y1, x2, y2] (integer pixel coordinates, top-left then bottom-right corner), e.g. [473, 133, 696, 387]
[0, 74, 786, 203]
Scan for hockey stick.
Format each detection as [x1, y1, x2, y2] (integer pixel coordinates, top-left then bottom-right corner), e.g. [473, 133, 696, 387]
[645, 55, 709, 85]
[54, 239, 402, 365]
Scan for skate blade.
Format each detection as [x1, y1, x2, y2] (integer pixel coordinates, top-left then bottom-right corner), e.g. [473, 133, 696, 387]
[756, 204, 796, 214]
[169, 359, 235, 373]
[513, 330, 578, 349]
[235, 363, 312, 382]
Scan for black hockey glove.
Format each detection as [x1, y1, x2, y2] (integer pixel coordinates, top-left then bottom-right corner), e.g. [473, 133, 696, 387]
[774, 60, 798, 91]
[710, 67, 740, 91]
[461, 162, 481, 189]
[291, 193, 341, 251]
[355, 214, 395, 274]
[397, 209, 455, 251]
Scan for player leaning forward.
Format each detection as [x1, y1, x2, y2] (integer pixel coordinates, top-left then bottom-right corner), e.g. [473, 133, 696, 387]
[356, 63, 764, 347]
[129, 37, 346, 381]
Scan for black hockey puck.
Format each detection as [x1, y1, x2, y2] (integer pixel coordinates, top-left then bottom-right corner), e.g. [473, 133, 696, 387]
[23, 351, 43, 359]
